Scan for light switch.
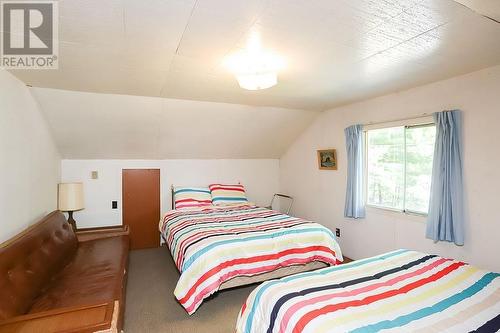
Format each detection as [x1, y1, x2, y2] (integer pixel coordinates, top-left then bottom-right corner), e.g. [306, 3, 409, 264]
[91, 171, 98, 179]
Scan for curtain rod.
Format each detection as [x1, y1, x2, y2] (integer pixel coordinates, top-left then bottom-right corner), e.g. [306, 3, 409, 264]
[362, 113, 433, 127]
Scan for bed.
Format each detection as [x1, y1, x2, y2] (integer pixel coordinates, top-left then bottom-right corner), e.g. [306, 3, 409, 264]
[236, 249, 500, 333]
[159, 203, 343, 315]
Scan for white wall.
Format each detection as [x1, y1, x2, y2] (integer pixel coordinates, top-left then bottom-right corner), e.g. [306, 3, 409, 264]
[280, 65, 500, 272]
[0, 71, 61, 242]
[61, 159, 280, 229]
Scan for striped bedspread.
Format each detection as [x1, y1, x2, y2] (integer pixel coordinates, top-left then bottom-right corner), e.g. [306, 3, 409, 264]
[159, 205, 343, 314]
[236, 249, 500, 333]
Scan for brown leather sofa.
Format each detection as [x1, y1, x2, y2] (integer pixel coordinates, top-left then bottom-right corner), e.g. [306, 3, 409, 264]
[0, 211, 129, 333]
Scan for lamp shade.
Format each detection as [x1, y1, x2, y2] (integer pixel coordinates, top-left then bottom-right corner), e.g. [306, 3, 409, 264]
[58, 183, 84, 211]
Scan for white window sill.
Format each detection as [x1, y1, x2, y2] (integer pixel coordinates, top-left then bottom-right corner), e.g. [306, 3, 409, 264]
[366, 205, 427, 222]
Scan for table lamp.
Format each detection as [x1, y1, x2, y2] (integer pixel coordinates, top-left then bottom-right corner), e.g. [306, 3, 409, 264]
[58, 182, 84, 230]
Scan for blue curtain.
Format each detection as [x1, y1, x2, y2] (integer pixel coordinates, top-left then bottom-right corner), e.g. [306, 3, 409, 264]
[426, 110, 464, 245]
[344, 124, 365, 218]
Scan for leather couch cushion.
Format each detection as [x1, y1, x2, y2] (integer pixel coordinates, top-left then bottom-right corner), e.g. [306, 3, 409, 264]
[29, 235, 129, 313]
[0, 212, 77, 320]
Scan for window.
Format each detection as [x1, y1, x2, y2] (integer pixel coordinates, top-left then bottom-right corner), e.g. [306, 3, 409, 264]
[366, 123, 436, 215]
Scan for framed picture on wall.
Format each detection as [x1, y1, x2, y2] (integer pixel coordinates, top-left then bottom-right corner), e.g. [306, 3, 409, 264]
[317, 149, 337, 170]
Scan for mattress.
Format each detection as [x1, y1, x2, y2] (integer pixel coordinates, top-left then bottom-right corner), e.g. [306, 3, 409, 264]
[159, 205, 343, 314]
[236, 249, 500, 333]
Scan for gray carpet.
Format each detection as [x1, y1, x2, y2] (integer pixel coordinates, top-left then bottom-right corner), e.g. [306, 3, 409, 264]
[124, 247, 255, 333]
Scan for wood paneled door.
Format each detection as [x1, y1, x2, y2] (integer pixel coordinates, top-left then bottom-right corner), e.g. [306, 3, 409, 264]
[122, 169, 160, 250]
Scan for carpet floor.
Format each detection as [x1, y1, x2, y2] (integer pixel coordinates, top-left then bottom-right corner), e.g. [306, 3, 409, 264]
[124, 247, 255, 333]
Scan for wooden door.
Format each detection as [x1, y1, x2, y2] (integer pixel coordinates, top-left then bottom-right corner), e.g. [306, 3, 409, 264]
[122, 169, 160, 250]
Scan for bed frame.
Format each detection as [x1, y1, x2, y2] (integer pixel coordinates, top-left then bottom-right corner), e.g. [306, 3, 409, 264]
[218, 261, 327, 290]
[171, 185, 176, 209]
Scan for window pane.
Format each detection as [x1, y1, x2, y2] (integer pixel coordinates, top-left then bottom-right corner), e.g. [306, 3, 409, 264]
[367, 127, 405, 210]
[405, 125, 436, 214]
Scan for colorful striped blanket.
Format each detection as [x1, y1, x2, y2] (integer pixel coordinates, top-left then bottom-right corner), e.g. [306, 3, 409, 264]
[236, 249, 500, 333]
[159, 205, 343, 314]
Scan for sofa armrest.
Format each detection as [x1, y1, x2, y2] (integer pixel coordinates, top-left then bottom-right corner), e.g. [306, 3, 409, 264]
[76, 225, 129, 242]
[0, 302, 118, 333]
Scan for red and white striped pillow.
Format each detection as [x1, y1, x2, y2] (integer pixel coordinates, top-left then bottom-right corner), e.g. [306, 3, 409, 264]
[173, 187, 213, 210]
[209, 184, 248, 206]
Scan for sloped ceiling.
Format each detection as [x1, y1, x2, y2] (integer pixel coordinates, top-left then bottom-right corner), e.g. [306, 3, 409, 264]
[9, 0, 500, 111]
[32, 88, 318, 159]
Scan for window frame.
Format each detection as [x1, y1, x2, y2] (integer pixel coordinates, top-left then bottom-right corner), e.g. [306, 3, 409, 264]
[363, 117, 435, 217]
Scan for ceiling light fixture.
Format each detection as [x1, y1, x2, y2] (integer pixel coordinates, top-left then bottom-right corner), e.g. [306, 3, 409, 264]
[224, 31, 284, 90]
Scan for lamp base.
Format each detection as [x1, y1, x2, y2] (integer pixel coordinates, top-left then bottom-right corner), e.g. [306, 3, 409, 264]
[67, 211, 77, 231]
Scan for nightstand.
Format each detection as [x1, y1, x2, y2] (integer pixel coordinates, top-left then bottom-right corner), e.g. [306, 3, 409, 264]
[75, 225, 129, 242]
[341, 256, 354, 264]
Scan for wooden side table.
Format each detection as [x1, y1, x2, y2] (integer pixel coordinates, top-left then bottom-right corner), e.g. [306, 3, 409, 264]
[75, 225, 129, 242]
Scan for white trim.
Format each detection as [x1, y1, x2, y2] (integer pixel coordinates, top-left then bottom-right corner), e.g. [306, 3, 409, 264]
[363, 115, 434, 131]
[366, 205, 427, 222]
[366, 204, 428, 217]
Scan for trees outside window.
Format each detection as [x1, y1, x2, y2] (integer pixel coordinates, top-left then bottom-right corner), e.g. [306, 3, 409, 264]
[366, 124, 435, 214]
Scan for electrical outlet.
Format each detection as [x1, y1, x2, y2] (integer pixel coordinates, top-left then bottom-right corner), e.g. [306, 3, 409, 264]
[112, 201, 118, 209]
[335, 228, 341, 237]
[91, 171, 98, 179]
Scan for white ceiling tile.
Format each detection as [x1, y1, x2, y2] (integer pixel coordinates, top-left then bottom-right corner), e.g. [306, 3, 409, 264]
[175, 6, 253, 63]
[414, 35, 500, 77]
[422, 13, 500, 63]
[342, 0, 406, 21]
[84, 69, 168, 97]
[329, 5, 384, 32]
[389, 33, 443, 62]
[58, 42, 122, 70]
[59, 0, 123, 19]
[261, 0, 330, 30]
[59, 0, 125, 47]
[196, 0, 268, 22]
[167, 55, 216, 76]
[57, 42, 175, 72]
[403, 1, 459, 26]
[358, 46, 427, 77]
[453, 0, 500, 21]
[420, 0, 477, 18]
[123, 0, 194, 51]
[345, 28, 402, 58]
[374, 11, 442, 42]
[59, 17, 125, 48]
[120, 47, 175, 72]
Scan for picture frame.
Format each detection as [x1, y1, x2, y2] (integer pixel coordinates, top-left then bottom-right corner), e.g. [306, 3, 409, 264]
[317, 149, 337, 170]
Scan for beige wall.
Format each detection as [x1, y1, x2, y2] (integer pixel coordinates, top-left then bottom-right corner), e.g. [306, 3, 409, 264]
[0, 71, 61, 243]
[279, 65, 500, 272]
